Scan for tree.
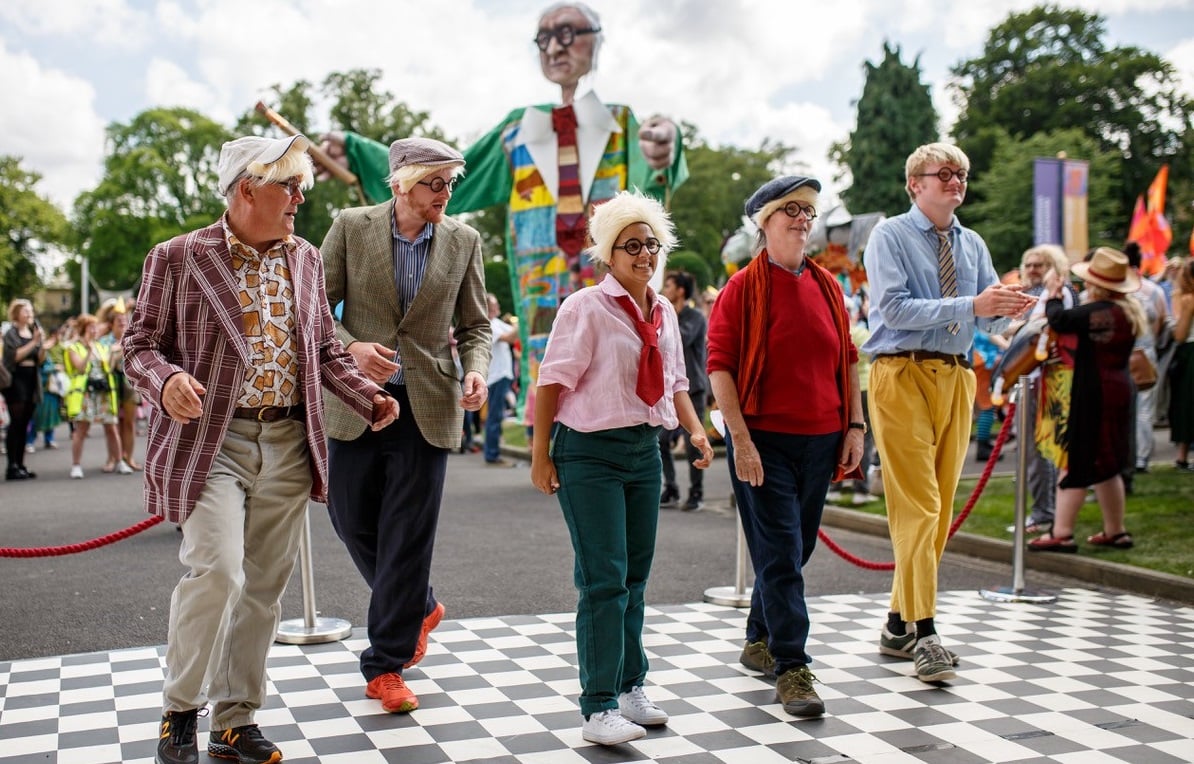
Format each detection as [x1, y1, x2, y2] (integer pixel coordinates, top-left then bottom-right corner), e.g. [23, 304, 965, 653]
[949, 5, 1193, 235]
[966, 128, 1122, 273]
[670, 124, 789, 284]
[72, 108, 231, 290]
[831, 42, 939, 217]
[0, 156, 69, 302]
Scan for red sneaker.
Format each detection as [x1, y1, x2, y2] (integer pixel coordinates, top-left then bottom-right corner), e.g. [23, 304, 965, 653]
[404, 601, 446, 668]
[366, 672, 418, 713]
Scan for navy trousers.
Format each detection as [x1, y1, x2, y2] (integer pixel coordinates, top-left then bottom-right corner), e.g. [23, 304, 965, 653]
[726, 428, 839, 674]
[327, 384, 445, 680]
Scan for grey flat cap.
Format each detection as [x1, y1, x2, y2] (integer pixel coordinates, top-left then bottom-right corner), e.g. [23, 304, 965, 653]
[745, 175, 822, 219]
[388, 137, 465, 172]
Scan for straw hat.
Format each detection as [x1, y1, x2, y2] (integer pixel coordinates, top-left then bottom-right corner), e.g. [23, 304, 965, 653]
[1070, 247, 1140, 294]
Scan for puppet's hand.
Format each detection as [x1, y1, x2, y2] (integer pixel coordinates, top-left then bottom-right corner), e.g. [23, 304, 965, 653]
[316, 131, 349, 181]
[638, 116, 677, 171]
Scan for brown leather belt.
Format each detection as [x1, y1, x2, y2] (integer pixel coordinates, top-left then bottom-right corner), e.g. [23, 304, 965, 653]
[876, 350, 971, 369]
[232, 405, 304, 422]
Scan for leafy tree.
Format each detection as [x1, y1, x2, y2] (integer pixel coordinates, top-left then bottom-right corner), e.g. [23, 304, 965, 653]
[831, 42, 938, 216]
[949, 4, 1193, 234]
[72, 108, 231, 290]
[670, 124, 789, 285]
[966, 128, 1122, 273]
[0, 156, 69, 301]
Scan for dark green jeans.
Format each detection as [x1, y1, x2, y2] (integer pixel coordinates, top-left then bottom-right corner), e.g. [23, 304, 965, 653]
[552, 423, 662, 718]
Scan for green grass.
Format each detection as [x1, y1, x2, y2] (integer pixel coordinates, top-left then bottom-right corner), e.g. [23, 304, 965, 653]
[850, 463, 1194, 579]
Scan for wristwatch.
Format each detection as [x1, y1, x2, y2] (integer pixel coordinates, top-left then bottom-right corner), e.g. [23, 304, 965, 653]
[848, 421, 867, 433]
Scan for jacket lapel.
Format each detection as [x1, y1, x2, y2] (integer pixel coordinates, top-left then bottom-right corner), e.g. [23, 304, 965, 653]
[366, 202, 403, 321]
[400, 223, 455, 326]
[189, 239, 252, 367]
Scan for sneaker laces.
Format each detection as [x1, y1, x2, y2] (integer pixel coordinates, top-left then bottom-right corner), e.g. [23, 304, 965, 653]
[778, 666, 817, 693]
[166, 708, 203, 747]
[917, 638, 951, 667]
[621, 686, 659, 714]
[376, 673, 408, 694]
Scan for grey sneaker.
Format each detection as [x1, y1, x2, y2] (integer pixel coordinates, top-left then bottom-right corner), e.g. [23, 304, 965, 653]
[914, 635, 957, 682]
[879, 626, 960, 666]
[739, 640, 776, 677]
[775, 666, 825, 717]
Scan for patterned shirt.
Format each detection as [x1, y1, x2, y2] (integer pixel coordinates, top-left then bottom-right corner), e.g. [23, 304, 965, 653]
[223, 218, 301, 407]
[389, 216, 434, 386]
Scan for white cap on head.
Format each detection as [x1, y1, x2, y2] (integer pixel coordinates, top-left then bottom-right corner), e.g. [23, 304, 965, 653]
[217, 134, 312, 196]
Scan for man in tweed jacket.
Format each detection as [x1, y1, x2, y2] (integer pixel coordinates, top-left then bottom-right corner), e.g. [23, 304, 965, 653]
[321, 136, 491, 715]
[124, 134, 399, 764]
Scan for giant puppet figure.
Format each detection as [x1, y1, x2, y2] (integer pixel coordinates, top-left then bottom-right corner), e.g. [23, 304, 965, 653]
[324, 2, 687, 384]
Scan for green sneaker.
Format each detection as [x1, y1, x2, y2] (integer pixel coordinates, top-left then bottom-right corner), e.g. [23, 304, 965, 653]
[879, 626, 961, 666]
[775, 666, 825, 717]
[739, 641, 776, 678]
[914, 635, 958, 683]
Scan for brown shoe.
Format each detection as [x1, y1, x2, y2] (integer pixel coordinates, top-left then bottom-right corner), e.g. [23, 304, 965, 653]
[404, 601, 446, 668]
[366, 672, 418, 713]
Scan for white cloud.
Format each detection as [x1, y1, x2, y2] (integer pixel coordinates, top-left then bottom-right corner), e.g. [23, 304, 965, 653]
[144, 58, 223, 120]
[0, 0, 150, 49]
[0, 40, 105, 209]
[1167, 38, 1194, 99]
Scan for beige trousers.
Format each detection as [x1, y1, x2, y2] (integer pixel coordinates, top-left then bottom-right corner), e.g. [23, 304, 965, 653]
[161, 417, 310, 731]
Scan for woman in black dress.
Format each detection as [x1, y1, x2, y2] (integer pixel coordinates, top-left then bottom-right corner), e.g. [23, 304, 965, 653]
[1028, 248, 1146, 552]
[3, 299, 45, 480]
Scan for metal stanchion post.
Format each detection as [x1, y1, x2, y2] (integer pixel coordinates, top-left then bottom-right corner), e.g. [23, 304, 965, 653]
[276, 511, 353, 644]
[981, 375, 1056, 604]
[703, 492, 752, 607]
[702, 410, 752, 607]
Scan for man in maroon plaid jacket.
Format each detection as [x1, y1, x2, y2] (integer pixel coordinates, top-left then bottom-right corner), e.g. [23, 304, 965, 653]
[124, 133, 399, 764]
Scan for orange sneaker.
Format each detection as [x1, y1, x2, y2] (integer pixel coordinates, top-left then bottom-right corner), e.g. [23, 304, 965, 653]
[366, 672, 418, 713]
[404, 601, 446, 668]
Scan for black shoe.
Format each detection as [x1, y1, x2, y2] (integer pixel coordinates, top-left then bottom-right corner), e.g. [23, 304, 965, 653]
[208, 724, 282, 764]
[682, 493, 703, 511]
[156, 709, 199, 764]
[660, 484, 680, 508]
[5, 465, 34, 480]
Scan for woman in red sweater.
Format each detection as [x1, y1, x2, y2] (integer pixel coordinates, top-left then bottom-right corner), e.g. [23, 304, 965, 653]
[707, 175, 863, 718]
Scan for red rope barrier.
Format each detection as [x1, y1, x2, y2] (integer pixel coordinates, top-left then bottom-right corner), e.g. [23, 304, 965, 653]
[0, 515, 166, 558]
[818, 401, 1016, 571]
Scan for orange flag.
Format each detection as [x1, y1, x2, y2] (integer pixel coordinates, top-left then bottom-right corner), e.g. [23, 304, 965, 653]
[1128, 167, 1173, 277]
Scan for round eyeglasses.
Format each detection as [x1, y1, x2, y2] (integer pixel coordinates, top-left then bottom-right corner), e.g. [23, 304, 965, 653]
[272, 178, 304, 197]
[534, 24, 601, 51]
[780, 201, 817, 220]
[917, 167, 969, 183]
[416, 177, 458, 193]
[613, 238, 661, 256]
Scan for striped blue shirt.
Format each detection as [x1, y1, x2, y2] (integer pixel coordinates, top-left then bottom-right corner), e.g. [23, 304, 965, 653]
[389, 218, 434, 385]
[862, 204, 1007, 357]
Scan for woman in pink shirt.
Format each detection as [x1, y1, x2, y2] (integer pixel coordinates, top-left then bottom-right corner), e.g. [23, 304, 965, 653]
[531, 191, 712, 747]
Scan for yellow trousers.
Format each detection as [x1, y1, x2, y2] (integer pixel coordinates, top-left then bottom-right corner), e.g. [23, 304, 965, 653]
[870, 356, 975, 622]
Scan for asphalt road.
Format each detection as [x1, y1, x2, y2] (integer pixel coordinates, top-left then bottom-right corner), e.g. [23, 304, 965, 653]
[0, 425, 1100, 662]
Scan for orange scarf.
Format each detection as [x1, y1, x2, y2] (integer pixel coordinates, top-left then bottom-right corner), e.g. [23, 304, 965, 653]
[736, 250, 860, 481]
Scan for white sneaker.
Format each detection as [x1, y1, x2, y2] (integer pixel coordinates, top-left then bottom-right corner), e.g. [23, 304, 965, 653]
[70, 465, 84, 479]
[617, 686, 668, 726]
[117, 460, 134, 475]
[581, 709, 646, 745]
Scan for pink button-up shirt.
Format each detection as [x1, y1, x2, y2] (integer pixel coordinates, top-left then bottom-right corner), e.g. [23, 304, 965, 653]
[539, 273, 688, 432]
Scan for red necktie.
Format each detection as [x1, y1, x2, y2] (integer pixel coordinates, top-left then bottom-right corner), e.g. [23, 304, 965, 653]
[552, 105, 586, 271]
[613, 294, 665, 406]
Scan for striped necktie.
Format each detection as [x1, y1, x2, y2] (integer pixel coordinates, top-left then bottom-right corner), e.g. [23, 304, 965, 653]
[935, 230, 960, 335]
[551, 104, 586, 273]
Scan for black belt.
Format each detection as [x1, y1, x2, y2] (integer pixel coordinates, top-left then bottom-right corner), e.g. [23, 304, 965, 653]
[232, 405, 304, 422]
[877, 350, 971, 369]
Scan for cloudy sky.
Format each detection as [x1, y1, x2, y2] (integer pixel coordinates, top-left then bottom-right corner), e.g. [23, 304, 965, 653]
[2, 0, 1193, 213]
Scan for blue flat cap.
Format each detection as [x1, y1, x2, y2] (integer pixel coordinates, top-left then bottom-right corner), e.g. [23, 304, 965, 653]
[745, 175, 822, 218]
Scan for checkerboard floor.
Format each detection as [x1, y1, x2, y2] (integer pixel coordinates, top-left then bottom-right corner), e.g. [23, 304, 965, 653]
[2, 588, 1192, 764]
